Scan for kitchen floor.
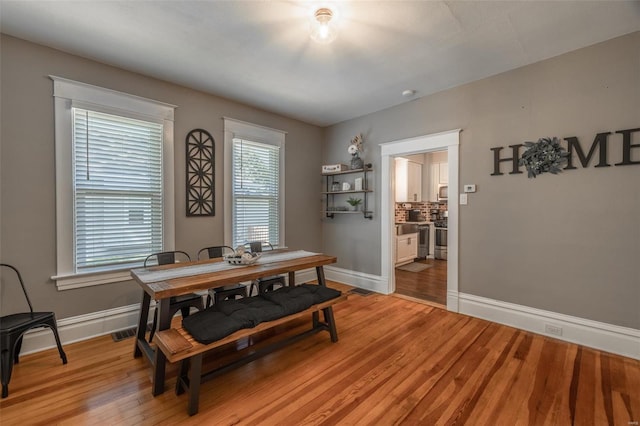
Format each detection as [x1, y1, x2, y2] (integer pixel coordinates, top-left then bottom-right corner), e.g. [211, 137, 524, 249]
[395, 258, 447, 305]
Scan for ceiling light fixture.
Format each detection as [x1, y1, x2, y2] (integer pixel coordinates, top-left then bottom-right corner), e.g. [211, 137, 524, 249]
[310, 7, 338, 44]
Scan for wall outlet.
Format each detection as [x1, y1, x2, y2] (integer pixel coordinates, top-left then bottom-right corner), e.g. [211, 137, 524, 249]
[545, 324, 563, 336]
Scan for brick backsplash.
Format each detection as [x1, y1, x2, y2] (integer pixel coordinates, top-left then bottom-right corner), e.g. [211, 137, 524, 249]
[395, 201, 448, 222]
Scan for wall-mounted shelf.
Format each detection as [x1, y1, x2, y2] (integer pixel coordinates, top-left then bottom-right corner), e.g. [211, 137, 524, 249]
[322, 166, 373, 219]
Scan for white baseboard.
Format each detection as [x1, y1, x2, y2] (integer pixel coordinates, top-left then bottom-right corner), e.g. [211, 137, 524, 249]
[324, 266, 389, 294]
[459, 293, 640, 360]
[19, 303, 147, 356]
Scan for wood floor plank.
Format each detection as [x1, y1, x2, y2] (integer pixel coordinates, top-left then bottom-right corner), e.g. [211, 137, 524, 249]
[0, 282, 638, 425]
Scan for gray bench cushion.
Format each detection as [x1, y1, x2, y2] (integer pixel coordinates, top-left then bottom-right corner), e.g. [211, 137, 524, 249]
[182, 284, 341, 344]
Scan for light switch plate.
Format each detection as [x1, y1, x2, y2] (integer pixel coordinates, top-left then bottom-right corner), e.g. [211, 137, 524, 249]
[464, 184, 476, 193]
[460, 194, 468, 205]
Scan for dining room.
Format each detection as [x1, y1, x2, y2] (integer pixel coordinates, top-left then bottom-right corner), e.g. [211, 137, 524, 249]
[1, 2, 639, 424]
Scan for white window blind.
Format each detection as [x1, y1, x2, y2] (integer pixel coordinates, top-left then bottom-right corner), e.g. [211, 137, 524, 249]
[231, 138, 280, 247]
[73, 108, 164, 271]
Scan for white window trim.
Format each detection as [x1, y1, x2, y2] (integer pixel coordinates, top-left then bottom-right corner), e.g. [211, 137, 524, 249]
[223, 117, 286, 249]
[50, 76, 176, 290]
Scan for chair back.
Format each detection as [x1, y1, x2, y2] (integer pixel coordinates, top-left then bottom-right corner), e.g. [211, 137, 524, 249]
[0, 264, 34, 313]
[144, 251, 191, 267]
[245, 241, 274, 253]
[198, 246, 234, 260]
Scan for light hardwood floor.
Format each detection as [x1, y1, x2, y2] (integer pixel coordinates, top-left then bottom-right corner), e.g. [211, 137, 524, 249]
[1, 282, 638, 425]
[395, 259, 447, 305]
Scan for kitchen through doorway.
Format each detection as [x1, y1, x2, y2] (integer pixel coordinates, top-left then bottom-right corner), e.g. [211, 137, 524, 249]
[393, 150, 448, 306]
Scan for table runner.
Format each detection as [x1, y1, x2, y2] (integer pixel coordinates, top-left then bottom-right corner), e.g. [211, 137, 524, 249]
[132, 250, 319, 284]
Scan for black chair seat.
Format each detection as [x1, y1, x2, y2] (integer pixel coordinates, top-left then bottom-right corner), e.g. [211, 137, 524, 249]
[208, 284, 247, 306]
[256, 276, 286, 295]
[198, 246, 248, 307]
[1, 312, 57, 333]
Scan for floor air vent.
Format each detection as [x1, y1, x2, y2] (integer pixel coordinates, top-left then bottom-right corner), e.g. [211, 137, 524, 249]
[112, 327, 139, 342]
[350, 288, 373, 296]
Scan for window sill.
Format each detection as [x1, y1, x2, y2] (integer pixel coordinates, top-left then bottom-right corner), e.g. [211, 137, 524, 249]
[52, 269, 134, 291]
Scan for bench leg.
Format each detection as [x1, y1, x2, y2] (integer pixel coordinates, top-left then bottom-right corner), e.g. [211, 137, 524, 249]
[312, 311, 319, 328]
[322, 306, 338, 342]
[188, 354, 203, 416]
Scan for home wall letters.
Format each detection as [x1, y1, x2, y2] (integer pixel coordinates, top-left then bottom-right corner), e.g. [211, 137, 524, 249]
[491, 127, 640, 176]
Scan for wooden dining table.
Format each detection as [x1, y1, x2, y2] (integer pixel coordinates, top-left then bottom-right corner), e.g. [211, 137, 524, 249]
[130, 250, 337, 396]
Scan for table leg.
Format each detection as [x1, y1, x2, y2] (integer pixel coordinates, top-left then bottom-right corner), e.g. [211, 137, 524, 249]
[151, 298, 171, 396]
[288, 271, 295, 287]
[134, 291, 151, 358]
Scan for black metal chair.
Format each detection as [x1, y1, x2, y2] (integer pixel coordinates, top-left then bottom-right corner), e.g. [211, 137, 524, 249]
[144, 251, 204, 342]
[197, 246, 247, 306]
[0, 263, 67, 398]
[245, 241, 287, 296]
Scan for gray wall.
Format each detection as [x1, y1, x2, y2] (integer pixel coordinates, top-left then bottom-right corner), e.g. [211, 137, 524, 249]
[0, 35, 324, 318]
[323, 32, 639, 329]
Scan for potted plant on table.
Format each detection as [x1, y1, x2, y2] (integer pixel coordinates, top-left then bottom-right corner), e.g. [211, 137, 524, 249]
[346, 197, 362, 211]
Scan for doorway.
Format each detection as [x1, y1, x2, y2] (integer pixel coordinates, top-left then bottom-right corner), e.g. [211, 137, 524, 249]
[379, 130, 460, 312]
[394, 150, 448, 306]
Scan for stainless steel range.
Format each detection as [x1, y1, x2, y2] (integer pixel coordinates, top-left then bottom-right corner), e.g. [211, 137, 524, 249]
[434, 221, 447, 260]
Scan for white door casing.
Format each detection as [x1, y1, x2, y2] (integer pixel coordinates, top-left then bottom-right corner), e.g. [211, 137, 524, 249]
[380, 129, 460, 311]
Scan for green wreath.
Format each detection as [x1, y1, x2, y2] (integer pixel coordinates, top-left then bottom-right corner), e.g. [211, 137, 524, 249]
[519, 137, 569, 178]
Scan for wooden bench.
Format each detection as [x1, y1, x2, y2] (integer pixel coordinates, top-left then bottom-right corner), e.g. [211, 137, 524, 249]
[154, 292, 348, 415]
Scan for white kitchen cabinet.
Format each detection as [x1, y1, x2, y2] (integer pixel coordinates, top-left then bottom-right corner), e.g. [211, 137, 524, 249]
[395, 158, 422, 202]
[439, 162, 448, 184]
[396, 232, 418, 265]
[429, 161, 448, 202]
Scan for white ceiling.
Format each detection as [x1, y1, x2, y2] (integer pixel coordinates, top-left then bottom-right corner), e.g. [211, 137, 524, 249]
[1, 1, 639, 127]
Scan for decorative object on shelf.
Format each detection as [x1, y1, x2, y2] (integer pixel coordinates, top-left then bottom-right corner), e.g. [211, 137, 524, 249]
[348, 134, 364, 170]
[331, 182, 341, 192]
[354, 177, 363, 191]
[186, 129, 215, 216]
[346, 197, 362, 211]
[519, 136, 569, 178]
[342, 182, 351, 191]
[322, 164, 348, 173]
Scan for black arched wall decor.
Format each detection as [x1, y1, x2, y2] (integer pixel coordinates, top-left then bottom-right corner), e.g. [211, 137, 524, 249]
[186, 128, 215, 216]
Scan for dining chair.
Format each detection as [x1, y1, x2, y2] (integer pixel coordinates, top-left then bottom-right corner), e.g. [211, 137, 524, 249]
[0, 263, 68, 398]
[144, 251, 204, 342]
[245, 241, 287, 296]
[197, 246, 247, 306]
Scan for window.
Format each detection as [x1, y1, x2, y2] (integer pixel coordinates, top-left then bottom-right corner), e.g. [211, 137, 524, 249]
[73, 109, 163, 271]
[51, 76, 176, 290]
[223, 118, 285, 249]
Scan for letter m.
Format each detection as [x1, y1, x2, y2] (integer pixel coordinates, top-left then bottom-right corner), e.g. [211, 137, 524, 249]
[564, 132, 611, 169]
